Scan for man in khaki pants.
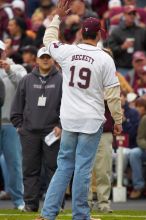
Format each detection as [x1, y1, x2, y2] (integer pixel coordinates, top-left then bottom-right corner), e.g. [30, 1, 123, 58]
[89, 102, 113, 213]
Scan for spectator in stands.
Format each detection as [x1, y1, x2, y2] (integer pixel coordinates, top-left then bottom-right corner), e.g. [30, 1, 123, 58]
[109, 0, 146, 29]
[121, 91, 140, 167]
[34, 0, 55, 18]
[31, 11, 44, 33]
[70, 0, 97, 19]
[21, 45, 37, 72]
[134, 65, 146, 96]
[0, 0, 14, 40]
[11, 47, 62, 212]
[126, 51, 146, 95]
[12, 0, 31, 29]
[103, 0, 122, 32]
[34, 5, 56, 48]
[106, 5, 146, 75]
[12, 0, 25, 17]
[6, 17, 33, 64]
[0, 40, 26, 210]
[129, 97, 146, 199]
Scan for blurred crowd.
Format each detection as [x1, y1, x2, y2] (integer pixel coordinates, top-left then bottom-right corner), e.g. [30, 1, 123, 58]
[0, 0, 146, 212]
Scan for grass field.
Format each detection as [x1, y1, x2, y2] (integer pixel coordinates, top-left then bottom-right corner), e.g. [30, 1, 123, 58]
[0, 210, 146, 220]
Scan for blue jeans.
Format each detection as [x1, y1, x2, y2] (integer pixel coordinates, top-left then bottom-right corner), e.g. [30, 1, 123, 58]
[0, 154, 9, 192]
[41, 127, 103, 220]
[129, 147, 146, 190]
[0, 124, 24, 207]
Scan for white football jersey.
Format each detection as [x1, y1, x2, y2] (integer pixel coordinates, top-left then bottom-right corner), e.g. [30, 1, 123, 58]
[47, 41, 119, 133]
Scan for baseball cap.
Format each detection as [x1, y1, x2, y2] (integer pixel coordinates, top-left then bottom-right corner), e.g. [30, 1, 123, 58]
[12, 0, 25, 12]
[0, 40, 5, 51]
[82, 17, 103, 35]
[37, 47, 50, 58]
[132, 51, 146, 62]
[108, 0, 121, 9]
[124, 5, 136, 14]
[127, 92, 137, 103]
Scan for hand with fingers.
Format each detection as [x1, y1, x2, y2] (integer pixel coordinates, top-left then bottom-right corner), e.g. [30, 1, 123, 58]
[0, 60, 10, 72]
[113, 124, 123, 136]
[56, 0, 71, 19]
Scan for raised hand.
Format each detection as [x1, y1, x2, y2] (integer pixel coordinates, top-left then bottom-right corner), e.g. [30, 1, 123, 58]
[56, 0, 71, 19]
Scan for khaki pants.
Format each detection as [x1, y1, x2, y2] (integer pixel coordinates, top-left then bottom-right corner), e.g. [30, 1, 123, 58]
[89, 132, 113, 207]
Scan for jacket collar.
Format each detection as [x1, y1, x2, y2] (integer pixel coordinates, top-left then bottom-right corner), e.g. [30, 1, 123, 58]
[32, 66, 58, 78]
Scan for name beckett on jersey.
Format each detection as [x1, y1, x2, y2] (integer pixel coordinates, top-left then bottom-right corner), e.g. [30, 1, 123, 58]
[71, 55, 94, 64]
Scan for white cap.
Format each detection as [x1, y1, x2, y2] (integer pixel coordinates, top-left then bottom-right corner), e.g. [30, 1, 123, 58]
[0, 40, 5, 50]
[108, 0, 121, 9]
[12, 0, 25, 12]
[127, 92, 137, 103]
[37, 47, 50, 58]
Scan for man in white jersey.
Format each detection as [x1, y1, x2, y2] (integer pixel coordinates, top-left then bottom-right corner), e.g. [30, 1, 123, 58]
[35, 1, 123, 220]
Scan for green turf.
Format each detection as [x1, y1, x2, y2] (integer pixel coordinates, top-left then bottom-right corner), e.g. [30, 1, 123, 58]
[0, 210, 146, 220]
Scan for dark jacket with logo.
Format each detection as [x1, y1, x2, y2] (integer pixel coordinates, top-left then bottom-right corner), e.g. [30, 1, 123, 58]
[10, 66, 62, 133]
[0, 78, 5, 127]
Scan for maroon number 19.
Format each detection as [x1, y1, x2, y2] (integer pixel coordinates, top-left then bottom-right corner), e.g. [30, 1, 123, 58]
[69, 66, 91, 89]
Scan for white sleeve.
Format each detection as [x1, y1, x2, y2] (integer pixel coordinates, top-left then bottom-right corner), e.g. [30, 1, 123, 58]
[43, 15, 60, 46]
[105, 86, 123, 124]
[43, 14, 70, 65]
[102, 54, 120, 88]
[7, 64, 27, 87]
[47, 40, 70, 65]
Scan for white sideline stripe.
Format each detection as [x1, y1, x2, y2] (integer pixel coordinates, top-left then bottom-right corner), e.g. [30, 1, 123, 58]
[0, 213, 146, 218]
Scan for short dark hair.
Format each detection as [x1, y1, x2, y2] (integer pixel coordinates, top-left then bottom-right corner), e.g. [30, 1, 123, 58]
[82, 31, 97, 40]
[59, 21, 81, 43]
[21, 46, 37, 56]
[12, 16, 27, 33]
[135, 98, 146, 110]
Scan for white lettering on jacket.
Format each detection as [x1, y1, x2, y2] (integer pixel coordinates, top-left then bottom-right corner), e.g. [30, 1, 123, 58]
[33, 84, 55, 89]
